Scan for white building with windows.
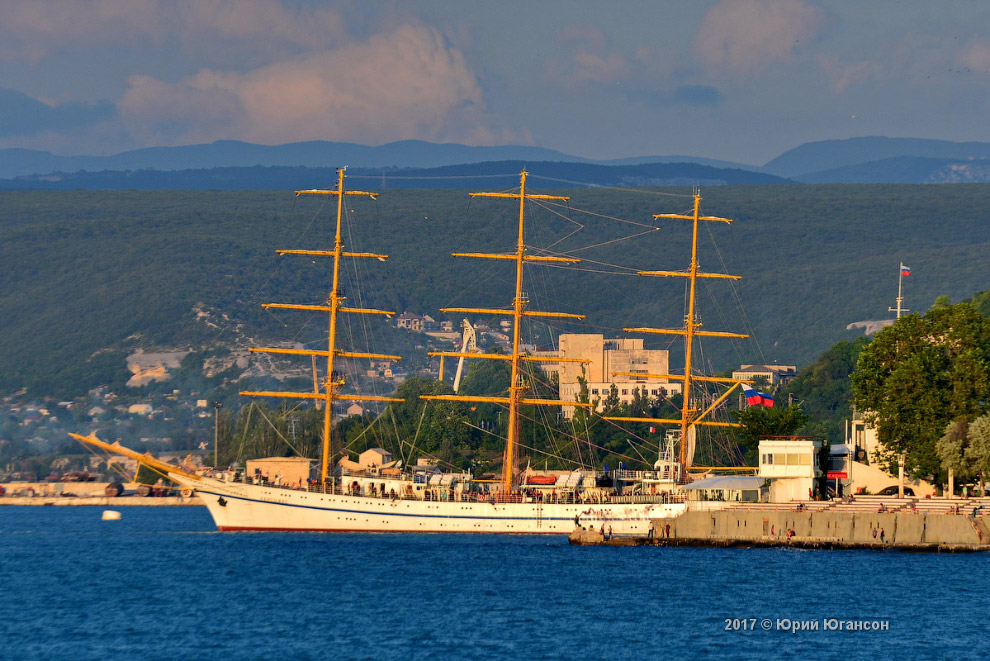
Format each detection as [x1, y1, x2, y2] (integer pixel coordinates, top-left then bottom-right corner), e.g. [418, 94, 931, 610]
[539, 334, 681, 417]
[731, 364, 796, 386]
[759, 437, 822, 502]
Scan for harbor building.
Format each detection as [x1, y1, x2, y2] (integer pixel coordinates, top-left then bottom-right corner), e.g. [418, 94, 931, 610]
[539, 334, 681, 417]
[759, 437, 822, 502]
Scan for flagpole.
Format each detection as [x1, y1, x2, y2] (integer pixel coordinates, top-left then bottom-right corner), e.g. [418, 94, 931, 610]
[889, 263, 910, 319]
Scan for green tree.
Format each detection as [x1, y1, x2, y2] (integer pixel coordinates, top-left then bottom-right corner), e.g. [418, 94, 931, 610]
[730, 405, 809, 464]
[966, 414, 990, 493]
[852, 302, 990, 480]
[135, 462, 175, 489]
[966, 290, 990, 317]
[388, 376, 471, 467]
[935, 419, 972, 482]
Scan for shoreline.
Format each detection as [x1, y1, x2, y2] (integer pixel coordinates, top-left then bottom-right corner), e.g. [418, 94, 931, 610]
[0, 496, 202, 506]
[569, 531, 989, 553]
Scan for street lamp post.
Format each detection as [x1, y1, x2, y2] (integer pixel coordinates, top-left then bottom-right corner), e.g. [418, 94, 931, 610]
[898, 453, 905, 499]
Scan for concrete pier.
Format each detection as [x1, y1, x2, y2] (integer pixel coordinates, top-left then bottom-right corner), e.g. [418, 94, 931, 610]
[570, 507, 990, 552]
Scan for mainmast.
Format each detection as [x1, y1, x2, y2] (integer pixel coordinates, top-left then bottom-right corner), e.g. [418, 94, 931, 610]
[424, 170, 591, 494]
[606, 191, 749, 472]
[241, 168, 403, 484]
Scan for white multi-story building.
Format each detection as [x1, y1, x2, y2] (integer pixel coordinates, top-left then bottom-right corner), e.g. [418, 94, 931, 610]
[539, 334, 680, 417]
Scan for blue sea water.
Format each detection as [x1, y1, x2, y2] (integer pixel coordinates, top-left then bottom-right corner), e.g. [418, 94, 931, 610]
[0, 506, 987, 660]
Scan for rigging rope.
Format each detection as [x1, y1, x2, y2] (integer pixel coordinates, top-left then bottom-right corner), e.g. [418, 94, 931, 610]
[529, 174, 695, 198]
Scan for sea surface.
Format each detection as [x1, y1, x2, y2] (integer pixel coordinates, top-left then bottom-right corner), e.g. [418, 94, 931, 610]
[1, 506, 986, 660]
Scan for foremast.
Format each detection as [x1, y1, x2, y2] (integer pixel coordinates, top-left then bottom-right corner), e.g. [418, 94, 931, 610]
[606, 191, 750, 472]
[241, 167, 403, 484]
[424, 170, 591, 495]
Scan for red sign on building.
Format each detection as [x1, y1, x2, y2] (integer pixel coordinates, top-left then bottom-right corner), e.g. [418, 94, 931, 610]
[827, 471, 847, 479]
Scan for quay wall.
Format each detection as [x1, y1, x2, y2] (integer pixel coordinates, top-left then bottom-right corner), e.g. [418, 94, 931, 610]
[1, 482, 202, 506]
[1, 481, 134, 497]
[0, 495, 202, 506]
[649, 510, 988, 547]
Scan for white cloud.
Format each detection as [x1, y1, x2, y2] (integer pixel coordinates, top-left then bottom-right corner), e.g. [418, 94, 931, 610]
[817, 56, 878, 92]
[558, 25, 608, 50]
[0, 0, 346, 64]
[567, 51, 628, 85]
[118, 24, 508, 146]
[694, 0, 824, 75]
[958, 40, 990, 73]
[546, 25, 629, 91]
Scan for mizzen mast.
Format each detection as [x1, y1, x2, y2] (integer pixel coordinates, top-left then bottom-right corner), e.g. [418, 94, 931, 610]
[606, 191, 748, 471]
[241, 167, 402, 484]
[424, 170, 591, 495]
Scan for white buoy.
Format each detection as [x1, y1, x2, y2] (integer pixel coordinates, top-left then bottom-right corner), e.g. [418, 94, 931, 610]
[102, 510, 122, 521]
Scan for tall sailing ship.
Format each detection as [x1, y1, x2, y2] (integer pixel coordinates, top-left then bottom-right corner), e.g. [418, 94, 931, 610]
[72, 170, 751, 533]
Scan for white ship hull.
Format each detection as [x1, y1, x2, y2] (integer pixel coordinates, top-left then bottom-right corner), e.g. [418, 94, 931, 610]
[175, 474, 684, 535]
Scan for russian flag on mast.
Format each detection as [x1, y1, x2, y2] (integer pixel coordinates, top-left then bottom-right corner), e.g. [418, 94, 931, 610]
[901, 263, 911, 276]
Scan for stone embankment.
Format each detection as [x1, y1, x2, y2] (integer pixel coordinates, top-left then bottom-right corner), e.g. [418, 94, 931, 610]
[571, 497, 990, 552]
[1, 495, 201, 506]
[0, 481, 202, 506]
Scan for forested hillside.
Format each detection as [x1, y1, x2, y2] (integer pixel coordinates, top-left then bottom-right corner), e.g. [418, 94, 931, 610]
[0, 159, 787, 190]
[1, 182, 988, 399]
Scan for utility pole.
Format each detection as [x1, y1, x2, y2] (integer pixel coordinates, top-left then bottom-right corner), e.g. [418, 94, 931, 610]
[213, 401, 223, 468]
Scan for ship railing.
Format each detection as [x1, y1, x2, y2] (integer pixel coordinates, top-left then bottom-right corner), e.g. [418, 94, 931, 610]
[620, 493, 686, 504]
[242, 481, 685, 505]
[239, 476, 311, 490]
[614, 469, 679, 482]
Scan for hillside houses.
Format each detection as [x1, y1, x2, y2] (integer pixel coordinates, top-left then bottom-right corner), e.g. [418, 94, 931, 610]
[731, 364, 797, 386]
[395, 312, 437, 332]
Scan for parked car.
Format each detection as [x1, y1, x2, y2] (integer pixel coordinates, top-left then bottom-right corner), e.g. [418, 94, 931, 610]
[877, 486, 915, 496]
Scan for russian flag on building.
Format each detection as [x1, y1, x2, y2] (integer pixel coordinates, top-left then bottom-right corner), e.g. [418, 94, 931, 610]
[900, 264, 911, 276]
[760, 392, 774, 407]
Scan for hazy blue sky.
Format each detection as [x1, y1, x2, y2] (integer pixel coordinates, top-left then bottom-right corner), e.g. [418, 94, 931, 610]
[1, 0, 987, 164]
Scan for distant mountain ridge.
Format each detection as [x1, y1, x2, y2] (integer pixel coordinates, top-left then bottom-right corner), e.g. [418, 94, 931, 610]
[4, 136, 990, 185]
[796, 156, 990, 184]
[764, 136, 990, 178]
[0, 139, 756, 180]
